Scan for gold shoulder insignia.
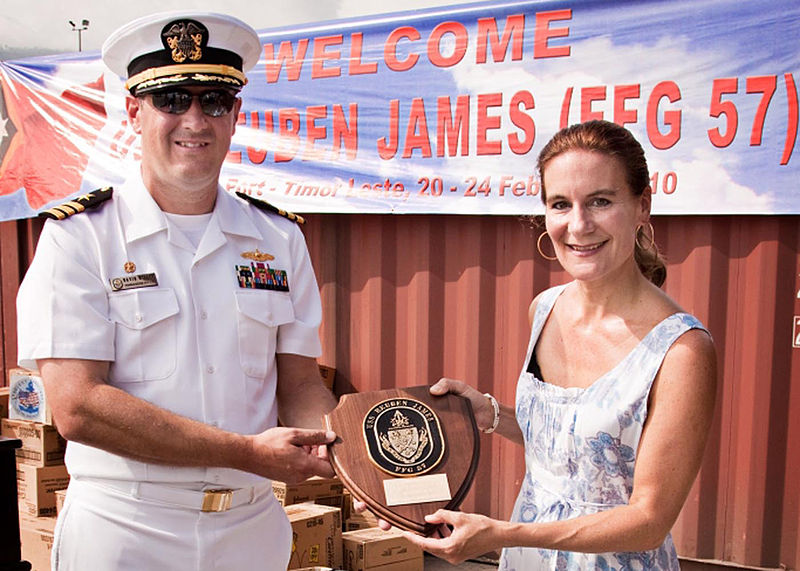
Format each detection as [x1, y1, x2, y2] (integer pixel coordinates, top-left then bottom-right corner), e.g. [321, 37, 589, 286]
[39, 187, 114, 220]
[236, 192, 305, 225]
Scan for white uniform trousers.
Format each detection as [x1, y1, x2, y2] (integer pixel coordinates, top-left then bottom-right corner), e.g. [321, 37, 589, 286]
[53, 478, 292, 571]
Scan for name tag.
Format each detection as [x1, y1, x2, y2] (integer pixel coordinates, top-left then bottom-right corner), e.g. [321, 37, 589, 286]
[109, 273, 159, 292]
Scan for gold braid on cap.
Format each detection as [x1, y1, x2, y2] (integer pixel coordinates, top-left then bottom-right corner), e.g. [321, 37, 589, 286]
[126, 64, 247, 91]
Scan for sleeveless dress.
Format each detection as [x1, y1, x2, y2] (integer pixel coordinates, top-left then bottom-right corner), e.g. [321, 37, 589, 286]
[500, 284, 706, 571]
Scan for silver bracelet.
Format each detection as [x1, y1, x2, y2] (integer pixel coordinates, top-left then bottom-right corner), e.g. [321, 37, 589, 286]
[481, 393, 500, 434]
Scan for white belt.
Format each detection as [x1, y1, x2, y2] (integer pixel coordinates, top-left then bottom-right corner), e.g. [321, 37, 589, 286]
[82, 478, 271, 513]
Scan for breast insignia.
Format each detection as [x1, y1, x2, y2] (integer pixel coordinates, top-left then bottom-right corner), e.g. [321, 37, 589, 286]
[236, 192, 305, 225]
[39, 187, 114, 220]
[241, 249, 274, 262]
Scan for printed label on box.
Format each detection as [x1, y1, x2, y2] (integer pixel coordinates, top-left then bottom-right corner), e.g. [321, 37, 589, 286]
[10, 373, 47, 422]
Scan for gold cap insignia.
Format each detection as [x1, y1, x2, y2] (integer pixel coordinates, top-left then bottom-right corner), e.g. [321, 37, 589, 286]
[162, 20, 205, 64]
[241, 249, 274, 262]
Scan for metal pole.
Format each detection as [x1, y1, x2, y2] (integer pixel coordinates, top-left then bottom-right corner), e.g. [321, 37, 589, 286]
[68, 20, 89, 52]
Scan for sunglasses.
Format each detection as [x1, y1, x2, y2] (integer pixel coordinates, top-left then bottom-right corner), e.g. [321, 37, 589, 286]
[149, 89, 237, 117]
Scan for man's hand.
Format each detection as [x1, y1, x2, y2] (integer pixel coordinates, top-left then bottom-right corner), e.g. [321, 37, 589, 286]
[249, 426, 337, 482]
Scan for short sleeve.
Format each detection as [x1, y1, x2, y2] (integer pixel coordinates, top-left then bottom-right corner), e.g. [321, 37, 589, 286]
[17, 220, 116, 370]
[275, 223, 322, 357]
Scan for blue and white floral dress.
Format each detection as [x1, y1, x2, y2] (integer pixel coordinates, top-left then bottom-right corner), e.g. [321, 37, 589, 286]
[500, 284, 706, 571]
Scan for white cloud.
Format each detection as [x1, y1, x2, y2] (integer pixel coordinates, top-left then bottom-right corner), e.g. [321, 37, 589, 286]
[650, 149, 773, 214]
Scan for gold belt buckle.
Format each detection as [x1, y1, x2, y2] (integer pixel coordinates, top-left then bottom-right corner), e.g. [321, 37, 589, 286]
[201, 489, 234, 512]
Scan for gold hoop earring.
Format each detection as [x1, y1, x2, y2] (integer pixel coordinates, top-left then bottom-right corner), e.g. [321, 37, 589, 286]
[537, 231, 558, 261]
[636, 222, 655, 252]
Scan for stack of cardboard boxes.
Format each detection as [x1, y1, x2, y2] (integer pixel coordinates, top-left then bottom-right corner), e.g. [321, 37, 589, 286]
[275, 477, 345, 569]
[1, 368, 69, 571]
[4, 364, 423, 571]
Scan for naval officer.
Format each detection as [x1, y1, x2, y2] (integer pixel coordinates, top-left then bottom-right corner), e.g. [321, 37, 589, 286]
[17, 11, 337, 570]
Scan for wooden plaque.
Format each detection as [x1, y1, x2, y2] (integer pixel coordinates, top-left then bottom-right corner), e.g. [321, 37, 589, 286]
[324, 386, 479, 536]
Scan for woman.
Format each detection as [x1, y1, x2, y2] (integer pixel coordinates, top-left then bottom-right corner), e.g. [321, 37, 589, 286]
[403, 120, 717, 569]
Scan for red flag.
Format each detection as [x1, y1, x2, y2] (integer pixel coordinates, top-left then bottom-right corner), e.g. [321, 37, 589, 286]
[0, 67, 107, 211]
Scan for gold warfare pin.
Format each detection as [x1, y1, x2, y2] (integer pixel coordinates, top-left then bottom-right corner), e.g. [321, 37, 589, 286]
[241, 249, 274, 262]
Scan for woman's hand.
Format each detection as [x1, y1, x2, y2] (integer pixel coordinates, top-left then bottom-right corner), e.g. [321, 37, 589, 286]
[401, 509, 504, 565]
[430, 378, 496, 434]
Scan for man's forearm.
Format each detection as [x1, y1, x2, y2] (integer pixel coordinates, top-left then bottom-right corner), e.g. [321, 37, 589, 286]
[279, 380, 338, 429]
[60, 381, 251, 468]
[40, 359, 253, 471]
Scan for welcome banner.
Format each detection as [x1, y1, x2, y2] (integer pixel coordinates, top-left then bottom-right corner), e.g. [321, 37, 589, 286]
[0, 0, 798, 220]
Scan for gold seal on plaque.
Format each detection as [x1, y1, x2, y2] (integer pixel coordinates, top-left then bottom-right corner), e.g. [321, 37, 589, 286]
[363, 399, 445, 477]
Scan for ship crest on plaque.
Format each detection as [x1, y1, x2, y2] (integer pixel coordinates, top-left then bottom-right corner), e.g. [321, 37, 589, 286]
[325, 386, 479, 535]
[364, 399, 444, 476]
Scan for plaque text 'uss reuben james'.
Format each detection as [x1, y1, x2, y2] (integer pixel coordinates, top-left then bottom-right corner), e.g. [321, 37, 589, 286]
[325, 386, 479, 535]
[364, 398, 445, 477]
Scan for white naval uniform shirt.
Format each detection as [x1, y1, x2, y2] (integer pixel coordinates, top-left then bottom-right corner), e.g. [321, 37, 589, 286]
[17, 170, 322, 489]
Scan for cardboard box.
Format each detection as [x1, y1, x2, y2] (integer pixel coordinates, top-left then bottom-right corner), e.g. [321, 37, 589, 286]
[341, 489, 352, 523]
[273, 476, 344, 508]
[343, 491, 379, 531]
[342, 527, 423, 571]
[17, 463, 70, 517]
[318, 365, 336, 391]
[285, 503, 342, 570]
[55, 488, 67, 515]
[19, 514, 57, 571]
[1, 418, 66, 467]
[344, 510, 379, 532]
[8, 368, 53, 425]
[0, 386, 9, 418]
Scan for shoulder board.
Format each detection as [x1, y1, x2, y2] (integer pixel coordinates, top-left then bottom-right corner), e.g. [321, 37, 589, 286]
[236, 192, 305, 225]
[38, 187, 113, 220]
